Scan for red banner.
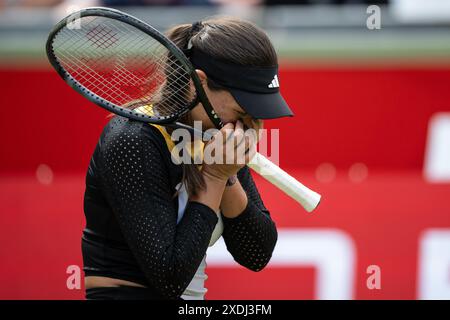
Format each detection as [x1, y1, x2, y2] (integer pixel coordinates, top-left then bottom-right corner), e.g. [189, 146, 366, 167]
[1, 67, 449, 299]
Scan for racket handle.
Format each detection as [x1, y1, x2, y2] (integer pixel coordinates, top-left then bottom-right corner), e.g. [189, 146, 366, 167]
[177, 123, 321, 212]
[247, 153, 321, 213]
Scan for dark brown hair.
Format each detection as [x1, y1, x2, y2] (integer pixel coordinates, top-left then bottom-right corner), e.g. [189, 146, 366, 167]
[165, 17, 278, 197]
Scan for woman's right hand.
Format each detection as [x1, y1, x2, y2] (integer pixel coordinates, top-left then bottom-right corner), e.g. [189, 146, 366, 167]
[201, 120, 257, 181]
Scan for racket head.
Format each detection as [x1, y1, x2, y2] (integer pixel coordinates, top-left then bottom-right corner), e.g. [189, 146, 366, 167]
[46, 7, 204, 124]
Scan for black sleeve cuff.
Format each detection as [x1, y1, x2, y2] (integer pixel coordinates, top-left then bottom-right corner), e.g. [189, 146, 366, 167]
[186, 201, 219, 228]
[221, 200, 258, 226]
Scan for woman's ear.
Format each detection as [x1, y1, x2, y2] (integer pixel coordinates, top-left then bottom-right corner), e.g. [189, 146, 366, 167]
[195, 69, 207, 86]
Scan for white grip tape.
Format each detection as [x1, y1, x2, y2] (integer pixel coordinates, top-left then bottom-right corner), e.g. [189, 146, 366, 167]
[248, 153, 321, 212]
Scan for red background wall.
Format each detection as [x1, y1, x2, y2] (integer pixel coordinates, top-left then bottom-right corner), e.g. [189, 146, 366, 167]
[1, 66, 449, 299]
[2, 67, 450, 172]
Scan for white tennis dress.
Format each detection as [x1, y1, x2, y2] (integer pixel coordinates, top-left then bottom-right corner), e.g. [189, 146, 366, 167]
[174, 182, 223, 300]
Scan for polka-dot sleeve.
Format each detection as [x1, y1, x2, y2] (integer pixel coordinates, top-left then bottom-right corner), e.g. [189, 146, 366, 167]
[98, 120, 218, 299]
[221, 166, 278, 272]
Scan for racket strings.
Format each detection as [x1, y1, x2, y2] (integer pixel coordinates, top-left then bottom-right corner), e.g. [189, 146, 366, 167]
[57, 21, 188, 108]
[52, 15, 196, 120]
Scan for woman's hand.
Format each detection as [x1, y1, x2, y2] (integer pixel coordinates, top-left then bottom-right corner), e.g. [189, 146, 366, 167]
[190, 120, 258, 213]
[243, 117, 264, 143]
[202, 120, 258, 181]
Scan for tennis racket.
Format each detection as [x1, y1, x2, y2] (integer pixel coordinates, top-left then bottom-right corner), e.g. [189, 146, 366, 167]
[46, 7, 321, 212]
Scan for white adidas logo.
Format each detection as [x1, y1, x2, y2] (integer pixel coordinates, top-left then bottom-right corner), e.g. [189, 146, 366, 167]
[268, 75, 280, 88]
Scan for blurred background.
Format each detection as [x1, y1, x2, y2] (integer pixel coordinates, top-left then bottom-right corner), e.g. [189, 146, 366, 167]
[1, 0, 450, 300]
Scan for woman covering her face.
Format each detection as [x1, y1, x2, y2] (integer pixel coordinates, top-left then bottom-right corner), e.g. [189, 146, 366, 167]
[82, 17, 294, 300]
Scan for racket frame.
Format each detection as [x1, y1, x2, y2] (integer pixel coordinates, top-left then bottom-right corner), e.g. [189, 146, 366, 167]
[46, 7, 222, 128]
[46, 7, 321, 212]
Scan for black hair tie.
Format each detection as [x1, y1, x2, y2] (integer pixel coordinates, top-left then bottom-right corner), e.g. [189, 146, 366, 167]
[185, 21, 203, 55]
[191, 21, 203, 35]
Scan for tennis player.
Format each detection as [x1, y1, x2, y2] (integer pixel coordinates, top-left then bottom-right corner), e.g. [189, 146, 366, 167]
[82, 17, 294, 300]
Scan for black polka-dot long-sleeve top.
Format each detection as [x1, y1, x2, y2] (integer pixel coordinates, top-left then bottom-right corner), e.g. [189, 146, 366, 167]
[82, 116, 278, 299]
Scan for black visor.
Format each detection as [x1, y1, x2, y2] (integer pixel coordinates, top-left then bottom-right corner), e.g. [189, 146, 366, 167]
[189, 48, 294, 119]
[228, 87, 293, 119]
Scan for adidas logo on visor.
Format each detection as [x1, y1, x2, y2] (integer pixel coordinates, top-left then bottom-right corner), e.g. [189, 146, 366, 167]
[268, 75, 280, 88]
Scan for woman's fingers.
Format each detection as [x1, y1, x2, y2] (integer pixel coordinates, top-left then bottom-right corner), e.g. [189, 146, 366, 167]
[235, 133, 258, 165]
[235, 135, 248, 165]
[222, 122, 235, 143]
[233, 120, 245, 150]
[245, 140, 258, 164]
[242, 118, 263, 142]
[207, 120, 258, 166]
